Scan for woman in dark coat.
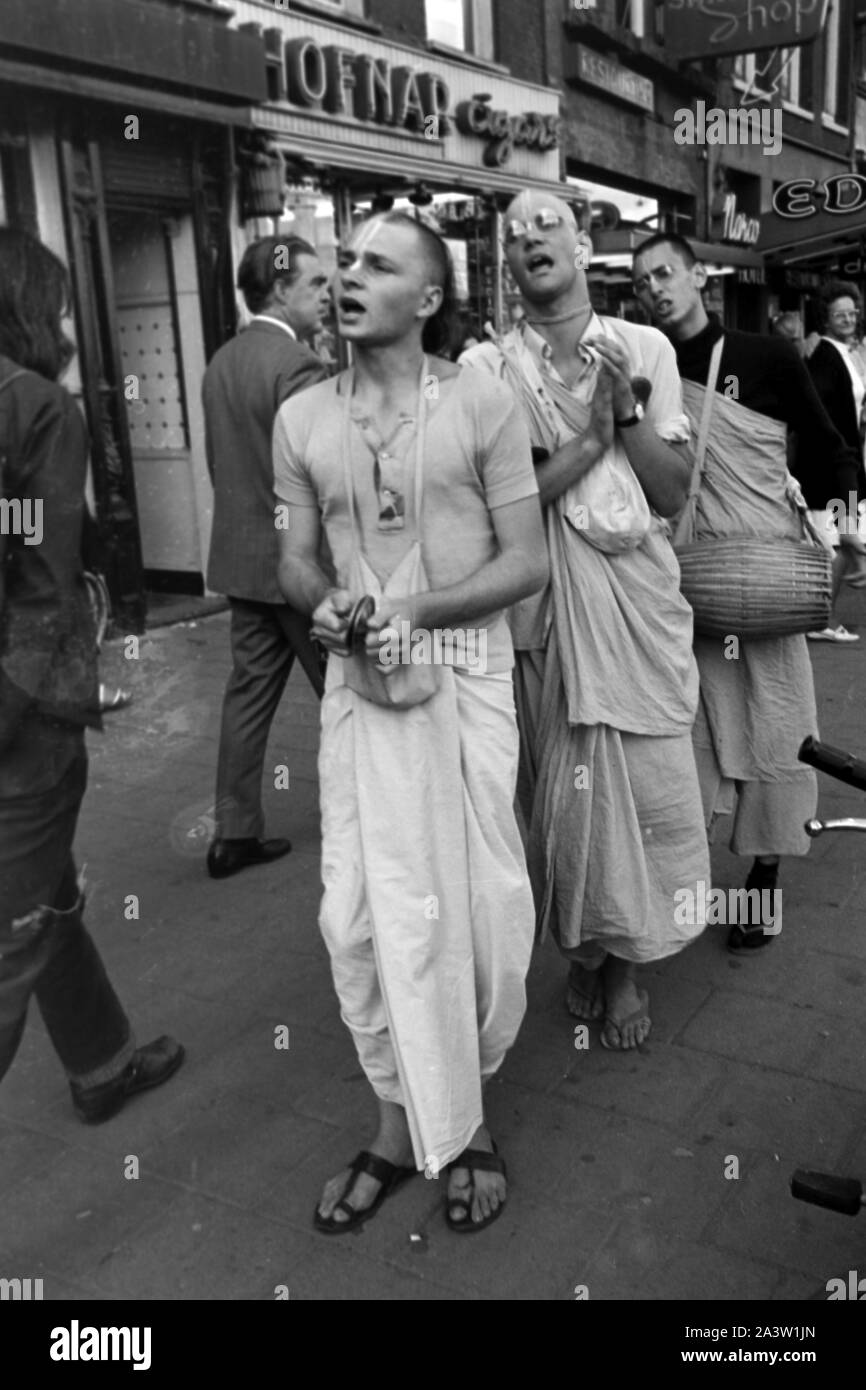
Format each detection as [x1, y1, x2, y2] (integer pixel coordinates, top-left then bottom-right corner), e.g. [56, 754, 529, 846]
[805, 280, 866, 640]
[0, 227, 183, 1117]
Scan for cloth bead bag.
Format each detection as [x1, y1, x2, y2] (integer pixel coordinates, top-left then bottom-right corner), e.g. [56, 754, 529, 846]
[339, 359, 442, 710]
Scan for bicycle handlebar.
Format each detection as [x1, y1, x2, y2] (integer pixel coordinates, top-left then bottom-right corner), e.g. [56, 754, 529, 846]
[798, 736, 866, 792]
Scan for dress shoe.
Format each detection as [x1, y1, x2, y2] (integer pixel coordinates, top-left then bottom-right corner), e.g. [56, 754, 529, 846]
[206, 836, 292, 879]
[71, 1036, 185, 1124]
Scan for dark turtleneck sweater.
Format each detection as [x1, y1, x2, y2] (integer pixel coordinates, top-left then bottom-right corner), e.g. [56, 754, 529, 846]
[672, 314, 860, 510]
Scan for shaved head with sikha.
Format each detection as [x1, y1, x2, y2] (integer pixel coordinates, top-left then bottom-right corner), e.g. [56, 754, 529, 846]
[503, 188, 590, 312]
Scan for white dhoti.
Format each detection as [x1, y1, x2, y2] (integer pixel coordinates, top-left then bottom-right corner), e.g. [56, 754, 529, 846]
[318, 661, 534, 1173]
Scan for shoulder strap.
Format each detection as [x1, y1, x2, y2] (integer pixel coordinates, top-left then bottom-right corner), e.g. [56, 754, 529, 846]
[340, 360, 429, 555]
[674, 335, 724, 547]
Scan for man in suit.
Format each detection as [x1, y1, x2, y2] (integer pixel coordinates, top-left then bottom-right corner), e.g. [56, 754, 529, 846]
[203, 235, 331, 879]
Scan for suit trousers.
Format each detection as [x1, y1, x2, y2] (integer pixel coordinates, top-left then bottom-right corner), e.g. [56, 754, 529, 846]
[0, 717, 134, 1086]
[215, 597, 325, 840]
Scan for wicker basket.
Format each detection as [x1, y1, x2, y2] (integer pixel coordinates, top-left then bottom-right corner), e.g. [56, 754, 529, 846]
[676, 537, 832, 639]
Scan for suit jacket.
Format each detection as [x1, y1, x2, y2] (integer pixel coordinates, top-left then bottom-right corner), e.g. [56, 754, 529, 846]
[203, 320, 327, 603]
[807, 338, 866, 497]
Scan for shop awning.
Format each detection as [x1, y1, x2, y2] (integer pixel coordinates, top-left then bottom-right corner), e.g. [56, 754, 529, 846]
[757, 208, 866, 264]
[593, 227, 765, 268]
[0, 56, 256, 127]
[1, 0, 267, 102]
[261, 122, 570, 203]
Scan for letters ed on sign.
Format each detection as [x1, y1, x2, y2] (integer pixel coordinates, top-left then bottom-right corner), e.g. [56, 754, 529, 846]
[772, 174, 866, 221]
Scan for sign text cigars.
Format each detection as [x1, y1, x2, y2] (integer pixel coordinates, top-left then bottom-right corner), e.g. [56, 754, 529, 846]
[263, 31, 560, 166]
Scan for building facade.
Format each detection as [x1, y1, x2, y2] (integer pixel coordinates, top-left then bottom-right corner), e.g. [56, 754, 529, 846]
[524, 2, 861, 332]
[228, 0, 568, 348]
[0, 0, 266, 628]
[3, 1, 861, 620]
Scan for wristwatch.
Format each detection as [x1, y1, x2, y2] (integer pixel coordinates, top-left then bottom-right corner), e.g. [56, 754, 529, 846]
[615, 401, 645, 428]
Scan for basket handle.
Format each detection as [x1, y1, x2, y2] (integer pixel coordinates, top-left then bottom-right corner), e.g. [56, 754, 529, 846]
[785, 474, 834, 552]
[674, 335, 724, 548]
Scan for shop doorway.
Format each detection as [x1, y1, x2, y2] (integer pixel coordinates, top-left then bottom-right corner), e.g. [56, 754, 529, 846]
[107, 207, 211, 590]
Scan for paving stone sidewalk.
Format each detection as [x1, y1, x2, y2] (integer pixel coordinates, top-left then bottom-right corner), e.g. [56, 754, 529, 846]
[1, 592, 865, 1302]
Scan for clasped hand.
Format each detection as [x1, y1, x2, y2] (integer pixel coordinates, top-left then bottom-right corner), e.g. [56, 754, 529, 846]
[580, 338, 636, 458]
[311, 590, 418, 668]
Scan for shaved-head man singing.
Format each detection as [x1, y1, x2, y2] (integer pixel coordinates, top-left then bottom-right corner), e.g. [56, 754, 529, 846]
[462, 190, 710, 1050]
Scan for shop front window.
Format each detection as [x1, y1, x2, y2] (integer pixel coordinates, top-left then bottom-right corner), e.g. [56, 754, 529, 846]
[426, 0, 496, 61]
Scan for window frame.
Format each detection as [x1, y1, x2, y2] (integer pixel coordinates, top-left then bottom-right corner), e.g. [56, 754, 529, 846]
[732, 48, 815, 121]
[614, 0, 647, 37]
[822, 0, 850, 128]
[292, 0, 368, 19]
[425, 0, 496, 62]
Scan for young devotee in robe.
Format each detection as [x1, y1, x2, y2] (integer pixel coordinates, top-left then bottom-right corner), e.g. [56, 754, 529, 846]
[632, 234, 865, 947]
[462, 193, 708, 1048]
[273, 211, 546, 1233]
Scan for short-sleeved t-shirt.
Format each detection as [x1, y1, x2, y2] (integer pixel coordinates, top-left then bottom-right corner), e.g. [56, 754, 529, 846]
[272, 365, 539, 672]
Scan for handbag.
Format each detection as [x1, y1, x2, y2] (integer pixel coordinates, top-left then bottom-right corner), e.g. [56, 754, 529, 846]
[674, 336, 832, 640]
[339, 361, 442, 711]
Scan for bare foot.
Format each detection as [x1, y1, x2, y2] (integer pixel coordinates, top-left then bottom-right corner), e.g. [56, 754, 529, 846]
[447, 1122, 506, 1228]
[316, 1101, 414, 1225]
[600, 958, 651, 1050]
[566, 961, 605, 1019]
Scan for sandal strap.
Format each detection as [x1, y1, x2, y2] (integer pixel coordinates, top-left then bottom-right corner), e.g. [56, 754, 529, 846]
[350, 1149, 407, 1187]
[450, 1146, 506, 1177]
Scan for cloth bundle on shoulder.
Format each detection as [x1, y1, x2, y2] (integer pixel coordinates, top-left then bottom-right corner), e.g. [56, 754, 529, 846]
[673, 336, 832, 640]
[485, 326, 651, 554]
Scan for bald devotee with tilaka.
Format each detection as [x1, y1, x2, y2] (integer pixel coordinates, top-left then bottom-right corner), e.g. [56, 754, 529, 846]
[462, 191, 709, 1050]
[274, 211, 546, 1235]
[632, 233, 866, 949]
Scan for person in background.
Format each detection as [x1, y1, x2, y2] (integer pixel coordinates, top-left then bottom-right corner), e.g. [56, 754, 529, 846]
[805, 280, 866, 637]
[770, 311, 806, 358]
[203, 235, 331, 880]
[451, 309, 483, 360]
[0, 227, 184, 1119]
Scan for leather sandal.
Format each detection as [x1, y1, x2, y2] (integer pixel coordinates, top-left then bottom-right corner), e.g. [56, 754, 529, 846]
[313, 1150, 416, 1235]
[445, 1142, 507, 1234]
